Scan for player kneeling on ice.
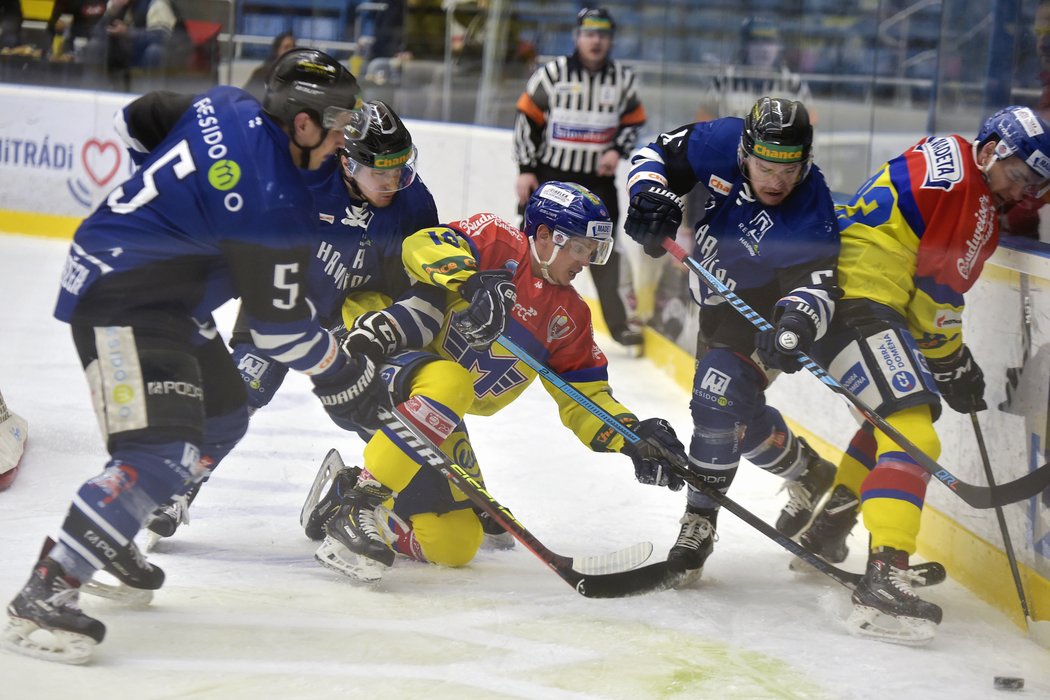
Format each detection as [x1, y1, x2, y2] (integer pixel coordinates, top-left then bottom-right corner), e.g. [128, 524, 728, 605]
[623, 97, 840, 587]
[2, 49, 364, 665]
[788, 106, 1050, 645]
[304, 182, 687, 584]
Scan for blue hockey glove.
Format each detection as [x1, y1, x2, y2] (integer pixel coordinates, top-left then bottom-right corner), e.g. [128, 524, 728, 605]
[927, 344, 986, 413]
[754, 310, 816, 373]
[624, 186, 683, 258]
[621, 418, 686, 491]
[451, 270, 517, 351]
[340, 311, 401, 361]
[232, 344, 289, 415]
[312, 354, 390, 432]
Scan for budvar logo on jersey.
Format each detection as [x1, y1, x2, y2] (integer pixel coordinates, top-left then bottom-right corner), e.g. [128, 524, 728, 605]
[919, 137, 963, 191]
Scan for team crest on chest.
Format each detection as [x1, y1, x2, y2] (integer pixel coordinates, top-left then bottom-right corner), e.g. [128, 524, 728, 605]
[547, 306, 576, 342]
[341, 204, 373, 229]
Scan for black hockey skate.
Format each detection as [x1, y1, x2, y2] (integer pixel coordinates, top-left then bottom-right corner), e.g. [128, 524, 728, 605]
[848, 547, 942, 646]
[667, 509, 716, 585]
[775, 437, 835, 538]
[304, 466, 362, 541]
[798, 484, 859, 564]
[145, 481, 202, 549]
[85, 540, 165, 605]
[3, 557, 105, 664]
[477, 508, 515, 550]
[315, 474, 396, 584]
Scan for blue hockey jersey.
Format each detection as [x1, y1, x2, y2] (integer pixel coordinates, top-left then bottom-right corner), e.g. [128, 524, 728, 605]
[298, 157, 444, 349]
[55, 86, 341, 377]
[628, 117, 840, 351]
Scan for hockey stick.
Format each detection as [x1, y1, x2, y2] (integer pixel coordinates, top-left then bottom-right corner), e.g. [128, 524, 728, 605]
[971, 411, 1037, 631]
[660, 237, 1050, 509]
[489, 334, 945, 590]
[376, 399, 686, 598]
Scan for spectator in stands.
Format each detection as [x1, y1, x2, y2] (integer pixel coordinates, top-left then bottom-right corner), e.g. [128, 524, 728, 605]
[44, 0, 107, 58]
[243, 30, 295, 101]
[0, 0, 22, 49]
[83, 0, 187, 84]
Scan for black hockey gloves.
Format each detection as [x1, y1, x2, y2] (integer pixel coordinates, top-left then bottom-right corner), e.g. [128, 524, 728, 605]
[621, 418, 686, 491]
[231, 344, 289, 415]
[340, 311, 401, 361]
[624, 186, 683, 258]
[754, 309, 816, 373]
[312, 353, 390, 432]
[451, 270, 517, 351]
[927, 344, 987, 413]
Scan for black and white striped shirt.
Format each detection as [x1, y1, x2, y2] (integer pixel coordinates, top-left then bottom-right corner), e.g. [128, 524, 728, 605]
[514, 53, 646, 175]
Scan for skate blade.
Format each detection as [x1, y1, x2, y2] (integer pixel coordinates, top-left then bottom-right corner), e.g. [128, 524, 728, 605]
[301, 448, 346, 529]
[846, 605, 937, 646]
[143, 530, 163, 554]
[572, 542, 653, 575]
[2, 618, 96, 665]
[83, 578, 154, 607]
[314, 536, 388, 584]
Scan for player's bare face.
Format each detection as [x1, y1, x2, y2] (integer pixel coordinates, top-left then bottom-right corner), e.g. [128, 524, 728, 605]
[576, 30, 611, 70]
[747, 158, 803, 206]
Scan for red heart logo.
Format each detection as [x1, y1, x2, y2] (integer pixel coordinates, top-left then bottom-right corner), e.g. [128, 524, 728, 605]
[82, 139, 122, 187]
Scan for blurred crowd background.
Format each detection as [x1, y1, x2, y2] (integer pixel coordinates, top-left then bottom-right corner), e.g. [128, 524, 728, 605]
[1, 1, 1047, 200]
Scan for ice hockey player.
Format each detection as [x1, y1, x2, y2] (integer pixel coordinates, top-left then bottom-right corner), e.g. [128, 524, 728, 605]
[0, 388, 27, 491]
[144, 100, 442, 543]
[793, 105, 1050, 645]
[2, 49, 369, 665]
[621, 96, 840, 585]
[306, 181, 687, 584]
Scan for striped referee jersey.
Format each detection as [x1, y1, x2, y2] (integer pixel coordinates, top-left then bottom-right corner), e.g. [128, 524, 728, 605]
[514, 53, 646, 175]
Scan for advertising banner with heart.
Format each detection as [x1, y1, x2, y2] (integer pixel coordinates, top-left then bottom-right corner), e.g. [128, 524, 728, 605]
[0, 85, 135, 219]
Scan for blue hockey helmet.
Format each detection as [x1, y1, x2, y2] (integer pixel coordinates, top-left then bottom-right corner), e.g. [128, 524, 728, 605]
[262, 48, 362, 128]
[976, 106, 1050, 196]
[524, 182, 614, 265]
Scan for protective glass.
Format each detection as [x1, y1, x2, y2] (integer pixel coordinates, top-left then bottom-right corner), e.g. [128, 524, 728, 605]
[552, 229, 613, 265]
[345, 146, 418, 193]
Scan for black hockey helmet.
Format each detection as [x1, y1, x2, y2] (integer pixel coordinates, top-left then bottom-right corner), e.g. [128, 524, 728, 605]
[576, 7, 615, 34]
[262, 48, 362, 127]
[341, 100, 417, 193]
[738, 96, 813, 179]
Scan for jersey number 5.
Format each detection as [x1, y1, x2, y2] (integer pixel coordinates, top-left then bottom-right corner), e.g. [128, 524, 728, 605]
[108, 140, 196, 215]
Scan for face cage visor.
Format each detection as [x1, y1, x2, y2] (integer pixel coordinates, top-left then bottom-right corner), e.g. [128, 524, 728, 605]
[993, 140, 1050, 198]
[322, 101, 367, 130]
[552, 228, 613, 265]
[344, 145, 418, 193]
